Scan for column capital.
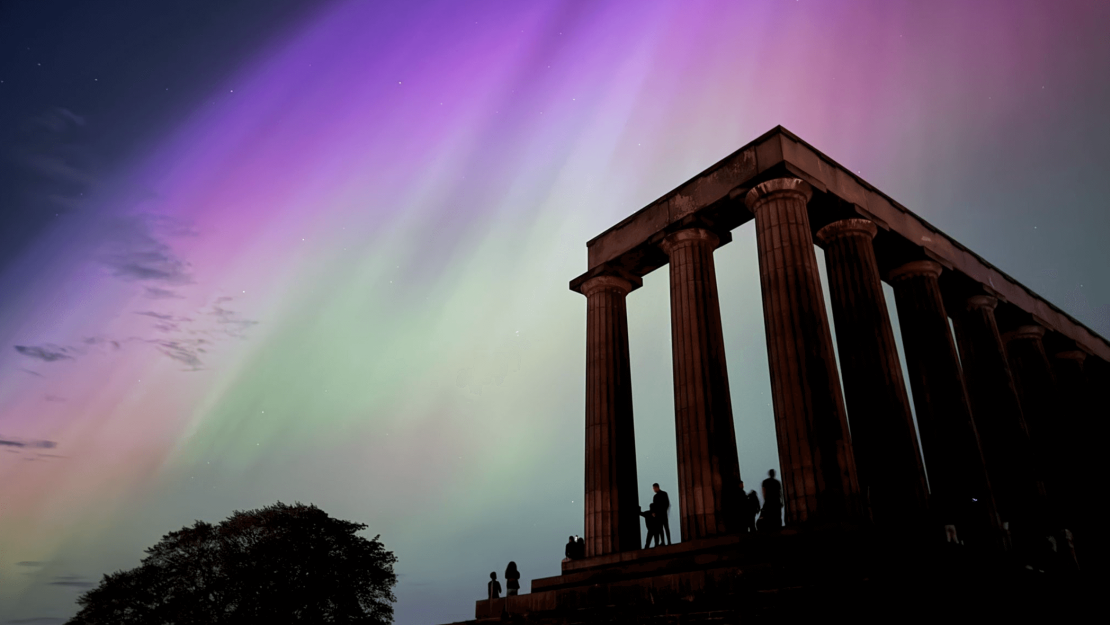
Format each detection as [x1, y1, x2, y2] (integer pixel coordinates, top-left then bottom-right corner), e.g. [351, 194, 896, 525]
[815, 218, 877, 244]
[660, 227, 719, 254]
[744, 178, 813, 213]
[580, 274, 633, 297]
[888, 260, 943, 282]
[1005, 325, 1046, 343]
[1054, 349, 1088, 363]
[966, 295, 998, 312]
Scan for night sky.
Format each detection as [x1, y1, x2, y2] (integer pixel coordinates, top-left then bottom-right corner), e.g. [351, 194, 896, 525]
[2, 1, 1109, 623]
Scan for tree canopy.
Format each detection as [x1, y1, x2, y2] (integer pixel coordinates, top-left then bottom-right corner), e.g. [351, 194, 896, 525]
[68, 502, 397, 624]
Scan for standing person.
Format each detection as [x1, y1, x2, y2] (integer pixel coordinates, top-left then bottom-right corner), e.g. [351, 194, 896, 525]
[564, 536, 576, 562]
[740, 480, 761, 533]
[487, 572, 502, 601]
[574, 535, 585, 559]
[760, 469, 783, 531]
[639, 505, 663, 548]
[652, 483, 672, 545]
[504, 562, 520, 596]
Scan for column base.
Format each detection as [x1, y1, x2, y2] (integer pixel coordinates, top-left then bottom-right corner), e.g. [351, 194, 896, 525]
[439, 529, 1091, 624]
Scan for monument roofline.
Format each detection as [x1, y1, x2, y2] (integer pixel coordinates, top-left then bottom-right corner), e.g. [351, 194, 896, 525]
[570, 125, 1110, 361]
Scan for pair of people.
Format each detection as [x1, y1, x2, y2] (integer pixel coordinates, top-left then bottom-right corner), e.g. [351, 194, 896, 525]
[564, 535, 585, 560]
[747, 469, 781, 532]
[487, 562, 520, 600]
[639, 483, 672, 548]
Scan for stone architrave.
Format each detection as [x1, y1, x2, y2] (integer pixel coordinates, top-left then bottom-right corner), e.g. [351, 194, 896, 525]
[581, 274, 641, 556]
[952, 299, 1046, 527]
[815, 219, 929, 525]
[660, 228, 743, 540]
[888, 261, 1001, 542]
[745, 179, 861, 526]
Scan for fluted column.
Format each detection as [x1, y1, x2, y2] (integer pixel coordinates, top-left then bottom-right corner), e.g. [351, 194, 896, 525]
[888, 261, 1001, 543]
[581, 275, 640, 556]
[745, 179, 861, 526]
[661, 228, 742, 540]
[815, 219, 929, 525]
[1000, 326, 1059, 525]
[952, 300, 1046, 528]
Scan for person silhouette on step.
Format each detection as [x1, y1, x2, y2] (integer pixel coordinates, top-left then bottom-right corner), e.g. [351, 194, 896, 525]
[640, 504, 664, 548]
[564, 535, 576, 562]
[504, 561, 520, 596]
[652, 483, 672, 545]
[487, 571, 501, 600]
[759, 469, 783, 531]
[741, 480, 760, 533]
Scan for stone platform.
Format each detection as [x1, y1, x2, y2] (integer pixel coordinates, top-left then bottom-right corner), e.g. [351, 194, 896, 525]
[437, 531, 1090, 624]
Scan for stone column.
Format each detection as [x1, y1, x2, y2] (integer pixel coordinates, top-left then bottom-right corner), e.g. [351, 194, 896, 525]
[581, 275, 640, 556]
[661, 228, 743, 540]
[1000, 326, 1058, 524]
[745, 179, 861, 526]
[888, 261, 1001, 543]
[815, 219, 929, 525]
[952, 300, 1046, 528]
[1086, 356, 1110, 420]
[1052, 351, 1097, 561]
[1047, 350, 1092, 530]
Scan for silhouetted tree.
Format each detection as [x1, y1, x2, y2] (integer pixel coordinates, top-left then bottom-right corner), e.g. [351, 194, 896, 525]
[67, 502, 397, 624]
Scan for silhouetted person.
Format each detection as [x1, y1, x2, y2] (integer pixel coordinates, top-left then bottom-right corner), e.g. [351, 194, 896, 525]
[740, 480, 760, 533]
[504, 561, 520, 596]
[760, 469, 783, 531]
[640, 505, 664, 548]
[488, 572, 501, 601]
[652, 483, 672, 545]
[564, 535, 576, 561]
[574, 535, 585, 559]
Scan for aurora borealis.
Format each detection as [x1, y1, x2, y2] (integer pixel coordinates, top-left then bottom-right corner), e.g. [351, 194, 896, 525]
[2, 1, 1109, 622]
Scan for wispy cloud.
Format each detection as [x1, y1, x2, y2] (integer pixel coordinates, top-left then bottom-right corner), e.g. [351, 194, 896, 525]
[144, 286, 184, 300]
[8, 107, 96, 219]
[209, 298, 259, 339]
[136, 311, 195, 334]
[15, 561, 45, 567]
[153, 339, 206, 370]
[13, 345, 73, 362]
[99, 214, 193, 286]
[11, 298, 257, 375]
[30, 107, 85, 133]
[47, 575, 93, 588]
[0, 438, 57, 449]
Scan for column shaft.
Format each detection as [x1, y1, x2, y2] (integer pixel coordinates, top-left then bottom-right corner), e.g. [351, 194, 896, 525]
[952, 302, 1046, 527]
[888, 261, 1001, 542]
[745, 179, 861, 526]
[816, 219, 929, 525]
[1050, 351, 1092, 530]
[662, 228, 742, 539]
[1000, 327, 1058, 524]
[583, 275, 640, 556]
